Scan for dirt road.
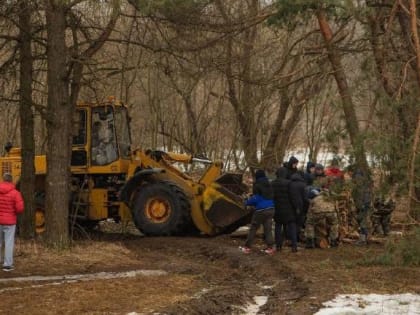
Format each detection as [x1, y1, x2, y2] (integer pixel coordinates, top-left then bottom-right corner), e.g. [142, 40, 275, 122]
[0, 232, 418, 314]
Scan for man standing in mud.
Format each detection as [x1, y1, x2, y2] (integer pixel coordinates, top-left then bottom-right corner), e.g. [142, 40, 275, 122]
[0, 173, 24, 271]
[304, 188, 339, 248]
[240, 170, 275, 255]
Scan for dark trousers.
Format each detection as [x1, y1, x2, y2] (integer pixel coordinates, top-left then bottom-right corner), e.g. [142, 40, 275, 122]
[275, 221, 297, 250]
[245, 208, 274, 248]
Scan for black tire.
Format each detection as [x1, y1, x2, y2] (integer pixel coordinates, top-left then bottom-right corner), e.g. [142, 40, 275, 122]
[34, 191, 46, 234]
[132, 181, 193, 236]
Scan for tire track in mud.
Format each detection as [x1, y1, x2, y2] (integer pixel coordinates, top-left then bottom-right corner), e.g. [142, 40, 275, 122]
[132, 238, 310, 315]
[0, 270, 167, 293]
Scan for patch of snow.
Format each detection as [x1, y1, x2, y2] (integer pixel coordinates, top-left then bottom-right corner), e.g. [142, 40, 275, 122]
[243, 296, 268, 315]
[389, 231, 403, 237]
[315, 293, 420, 315]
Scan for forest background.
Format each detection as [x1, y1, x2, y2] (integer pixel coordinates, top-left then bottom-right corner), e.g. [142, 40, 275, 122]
[0, 0, 419, 246]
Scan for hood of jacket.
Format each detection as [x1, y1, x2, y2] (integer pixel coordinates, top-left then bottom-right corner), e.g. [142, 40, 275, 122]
[306, 162, 315, 173]
[288, 156, 299, 165]
[0, 182, 15, 194]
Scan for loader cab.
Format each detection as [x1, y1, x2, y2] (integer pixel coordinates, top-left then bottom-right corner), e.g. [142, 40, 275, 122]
[71, 102, 132, 169]
[69, 102, 133, 224]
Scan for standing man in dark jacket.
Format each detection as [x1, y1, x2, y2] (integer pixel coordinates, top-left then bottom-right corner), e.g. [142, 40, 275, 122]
[304, 162, 316, 185]
[272, 167, 298, 252]
[240, 170, 275, 255]
[284, 156, 299, 179]
[289, 172, 308, 244]
[0, 173, 24, 271]
[314, 164, 325, 182]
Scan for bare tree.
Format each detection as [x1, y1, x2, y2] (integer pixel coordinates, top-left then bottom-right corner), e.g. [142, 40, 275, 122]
[18, 0, 36, 238]
[44, 0, 120, 247]
[316, 7, 369, 174]
[407, 0, 420, 221]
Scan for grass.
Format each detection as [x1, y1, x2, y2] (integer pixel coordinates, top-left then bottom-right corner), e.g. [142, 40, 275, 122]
[359, 228, 420, 267]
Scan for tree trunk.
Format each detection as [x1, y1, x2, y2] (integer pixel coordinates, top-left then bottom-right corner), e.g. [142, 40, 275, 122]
[18, 0, 36, 239]
[368, 12, 396, 97]
[261, 89, 290, 168]
[44, 0, 71, 248]
[316, 9, 369, 174]
[407, 0, 420, 221]
[261, 89, 305, 168]
[225, 37, 259, 170]
[275, 98, 305, 165]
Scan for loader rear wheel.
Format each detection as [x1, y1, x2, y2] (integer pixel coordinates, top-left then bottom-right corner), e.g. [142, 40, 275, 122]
[132, 181, 193, 236]
[35, 191, 46, 234]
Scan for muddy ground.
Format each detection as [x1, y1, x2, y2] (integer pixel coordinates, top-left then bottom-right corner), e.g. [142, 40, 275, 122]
[0, 228, 419, 315]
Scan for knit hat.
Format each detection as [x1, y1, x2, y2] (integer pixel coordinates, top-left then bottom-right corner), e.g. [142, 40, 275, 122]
[288, 156, 299, 165]
[2, 173, 12, 182]
[308, 188, 321, 199]
[255, 169, 266, 180]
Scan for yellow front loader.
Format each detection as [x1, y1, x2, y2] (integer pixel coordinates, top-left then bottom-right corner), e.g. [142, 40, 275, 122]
[0, 99, 251, 236]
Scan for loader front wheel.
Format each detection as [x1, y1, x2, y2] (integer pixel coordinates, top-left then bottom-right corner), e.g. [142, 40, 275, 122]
[132, 181, 192, 236]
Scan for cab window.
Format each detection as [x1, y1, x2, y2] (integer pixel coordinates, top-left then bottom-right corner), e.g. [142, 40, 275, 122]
[91, 107, 118, 165]
[72, 110, 87, 145]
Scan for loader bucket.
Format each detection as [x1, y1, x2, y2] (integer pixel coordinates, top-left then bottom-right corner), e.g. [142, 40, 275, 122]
[202, 173, 252, 231]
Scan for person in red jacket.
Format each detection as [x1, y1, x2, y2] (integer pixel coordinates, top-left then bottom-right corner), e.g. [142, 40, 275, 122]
[0, 173, 24, 271]
[324, 158, 344, 179]
[324, 158, 344, 193]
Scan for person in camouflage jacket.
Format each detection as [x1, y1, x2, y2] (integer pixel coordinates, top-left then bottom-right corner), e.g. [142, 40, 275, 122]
[304, 188, 339, 248]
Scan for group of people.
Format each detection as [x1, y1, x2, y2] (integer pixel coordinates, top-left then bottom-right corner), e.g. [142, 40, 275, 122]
[240, 156, 377, 255]
[0, 156, 390, 269]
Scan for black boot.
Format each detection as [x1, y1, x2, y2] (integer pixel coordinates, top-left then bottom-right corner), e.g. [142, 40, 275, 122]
[355, 228, 368, 246]
[330, 239, 339, 248]
[305, 238, 315, 249]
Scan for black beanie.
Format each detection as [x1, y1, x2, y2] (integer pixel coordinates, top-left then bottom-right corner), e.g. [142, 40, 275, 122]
[289, 156, 299, 165]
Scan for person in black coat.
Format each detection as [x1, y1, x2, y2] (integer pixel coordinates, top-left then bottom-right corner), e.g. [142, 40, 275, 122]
[304, 161, 316, 185]
[272, 167, 298, 252]
[289, 172, 308, 241]
[283, 156, 299, 179]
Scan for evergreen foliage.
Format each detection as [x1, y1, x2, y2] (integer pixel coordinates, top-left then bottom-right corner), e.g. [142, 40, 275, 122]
[268, 0, 355, 26]
[129, 0, 209, 19]
[360, 228, 420, 267]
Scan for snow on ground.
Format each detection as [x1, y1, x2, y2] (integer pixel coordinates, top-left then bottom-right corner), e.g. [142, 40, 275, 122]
[243, 296, 268, 315]
[315, 293, 420, 315]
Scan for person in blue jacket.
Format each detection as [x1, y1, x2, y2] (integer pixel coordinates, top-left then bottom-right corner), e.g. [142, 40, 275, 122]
[239, 170, 275, 255]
